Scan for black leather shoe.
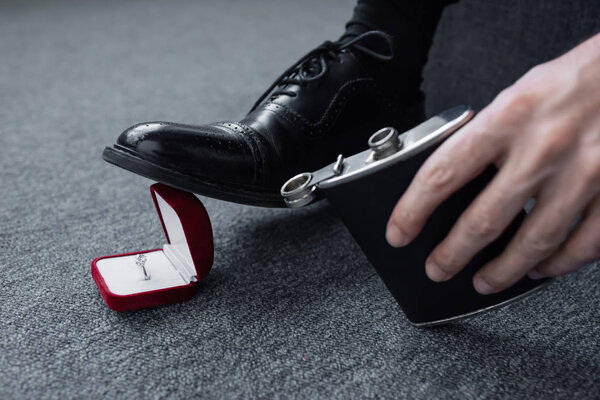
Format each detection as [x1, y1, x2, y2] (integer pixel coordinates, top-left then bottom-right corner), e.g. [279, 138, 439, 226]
[103, 31, 424, 207]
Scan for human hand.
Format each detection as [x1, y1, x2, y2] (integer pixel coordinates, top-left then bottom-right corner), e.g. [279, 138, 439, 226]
[386, 33, 600, 295]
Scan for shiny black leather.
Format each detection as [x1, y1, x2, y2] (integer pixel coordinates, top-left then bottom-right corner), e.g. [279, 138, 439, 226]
[105, 32, 425, 206]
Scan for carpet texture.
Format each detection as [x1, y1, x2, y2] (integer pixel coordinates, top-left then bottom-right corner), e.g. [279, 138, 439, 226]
[1, 0, 598, 399]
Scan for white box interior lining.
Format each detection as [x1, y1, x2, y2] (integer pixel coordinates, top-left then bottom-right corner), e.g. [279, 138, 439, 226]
[96, 191, 198, 296]
[96, 250, 188, 295]
[155, 192, 197, 282]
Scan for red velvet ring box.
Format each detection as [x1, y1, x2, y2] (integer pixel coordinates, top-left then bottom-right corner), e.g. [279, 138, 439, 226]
[91, 183, 214, 312]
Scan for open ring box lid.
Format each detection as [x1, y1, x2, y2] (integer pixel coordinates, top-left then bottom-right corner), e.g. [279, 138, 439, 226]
[91, 183, 214, 312]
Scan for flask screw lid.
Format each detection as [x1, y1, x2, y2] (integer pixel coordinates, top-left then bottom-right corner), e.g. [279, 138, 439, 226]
[368, 127, 402, 160]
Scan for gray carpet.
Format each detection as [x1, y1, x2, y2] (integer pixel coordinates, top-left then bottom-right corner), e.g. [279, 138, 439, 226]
[1, 0, 598, 399]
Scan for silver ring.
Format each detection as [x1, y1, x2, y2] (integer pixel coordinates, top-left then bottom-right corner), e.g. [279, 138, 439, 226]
[135, 254, 151, 280]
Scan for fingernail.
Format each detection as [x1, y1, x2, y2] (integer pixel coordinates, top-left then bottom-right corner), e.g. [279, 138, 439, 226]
[528, 269, 544, 280]
[386, 224, 407, 247]
[425, 260, 451, 282]
[473, 276, 495, 295]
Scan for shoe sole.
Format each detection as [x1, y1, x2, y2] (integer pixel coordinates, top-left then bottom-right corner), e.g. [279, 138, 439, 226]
[102, 145, 286, 208]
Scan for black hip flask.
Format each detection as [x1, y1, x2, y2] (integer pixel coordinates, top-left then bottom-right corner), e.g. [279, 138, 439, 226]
[281, 105, 550, 327]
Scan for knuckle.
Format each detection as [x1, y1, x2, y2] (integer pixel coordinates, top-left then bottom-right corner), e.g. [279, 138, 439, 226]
[519, 231, 560, 257]
[420, 162, 455, 192]
[539, 137, 567, 161]
[462, 212, 501, 240]
[495, 87, 536, 119]
[492, 64, 550, 122]
[534, 123, 573, 161]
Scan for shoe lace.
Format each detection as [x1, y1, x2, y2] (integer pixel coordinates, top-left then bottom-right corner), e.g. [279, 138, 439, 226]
[249, 30, 394, 112]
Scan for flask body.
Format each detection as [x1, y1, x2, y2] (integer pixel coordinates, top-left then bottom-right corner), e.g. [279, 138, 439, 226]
[321, 144, 548, 326]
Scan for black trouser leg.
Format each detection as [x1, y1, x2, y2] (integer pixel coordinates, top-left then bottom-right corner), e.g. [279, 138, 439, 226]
[342, 0, 456, 94]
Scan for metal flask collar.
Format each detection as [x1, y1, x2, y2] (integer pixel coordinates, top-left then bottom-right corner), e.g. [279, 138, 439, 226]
[280, 105, 475, 208]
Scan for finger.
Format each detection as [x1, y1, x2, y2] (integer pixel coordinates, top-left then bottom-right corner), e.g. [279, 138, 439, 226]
[473, 170, 592, 294]
[386, 114, 506, 247]
[530, 196, 600, 278]
[424, 155, 537, 282]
